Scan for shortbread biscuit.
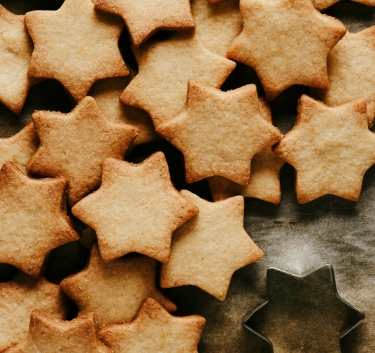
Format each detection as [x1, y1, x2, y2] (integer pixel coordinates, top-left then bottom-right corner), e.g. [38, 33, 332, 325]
[311, 27, 375, 123]
[0, 123, 38, 174]
[0, 162, 79, 276]
[27, 96, 138, 206]
[0, 272, 69, 351]
[25, 0, 129, 102]
[208, 98, 284, 204]
[99, 298, 206, 353]
[274, 95, 375, 203]
[94, 0, 195, 47]
[227, 0, 346, 100]
[61, 245, 176, 328]
[89, 76, 160, 148]
[312, 0, 340, 10]
[157, 81, 281, 185]
[0, 6, 33, 114]
[72, 153, 199, 263]
[192, 0, 242, 57]
[120, 31, 236, 127]
[161, 191, 264, 300]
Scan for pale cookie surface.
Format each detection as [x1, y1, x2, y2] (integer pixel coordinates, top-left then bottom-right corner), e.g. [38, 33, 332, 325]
[161, 191, 264, 300]
[0, 162, 79, 276]
[120, 31, 236, 127]
[72, 152, 199, 263]
[89, 76, 160, 148]
[27, 96, 138, 206]
[312, 27, 375, 123]
[0, 123, 38, 174]
[0, 6, 33, 114]
[312, 0, 340, 10]
[0, 272, 68, 351]
[274, 95, 375, 203]
[25, 0, 129, 102]
[99, 298, 206, 353]
[94, 0, 195, 47]
[192, 0, 242, 57]
[61, 245, 176, 328]
[208, 98, 284, 204]
[227, 0, 346, 100]
[157, 81, 281, 184]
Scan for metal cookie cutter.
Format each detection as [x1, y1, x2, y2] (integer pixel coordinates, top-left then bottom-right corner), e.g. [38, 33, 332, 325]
[243, 265, 365, 352]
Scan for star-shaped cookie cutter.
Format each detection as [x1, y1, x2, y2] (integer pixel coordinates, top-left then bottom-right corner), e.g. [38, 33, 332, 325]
[243, 265, 365, 352]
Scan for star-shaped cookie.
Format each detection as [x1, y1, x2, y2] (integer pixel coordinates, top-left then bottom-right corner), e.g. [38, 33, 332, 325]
[0, 6, 33, 114]
[161, 190, 264, 300]
[72, 152, 199, 263]
[227, 0, 346, 100]
[27, 96, 138, 206]
[0, 123, 38, 174]
[312, 0, 340, 10]
[25, 0, 129, 102]
[0, 272, 68, 351]
[156, 80, 281, 184]
[0, 161, 79, 276]
[99, 298, 206, 353]
[274, 95, 375, 203]
[94, 0, 195, 47]
[312, 27, 375, 122]
[61, 245, 176, 328]
[120, 31, 236, 127]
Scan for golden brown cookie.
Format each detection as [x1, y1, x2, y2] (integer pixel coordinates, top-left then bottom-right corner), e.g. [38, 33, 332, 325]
[274, 95, 375, 203]
[27, 96, 137, 206]
[156, 80, 281, 184]
[72, 153, 199, 263]
[60, 245, 176, 328]
[312, 0, 340, 10]
[0, 162, 79, 276]
[227, 0, 346, 100]
[25, 0, 129, 102]
[120, 31, 236, 127]
[311, 27, 375, 123]
[161, 191, 264, 300]
[352, 0, 375, 5]
[208, 98, 284, 204]
[94, 0, 195, 47]
[99, 298, 206, 353]
[0, 272, 69, 351]
[89, 76, 160, 148]
[0, 5, 33, 114]
[0, 123, 38, 174]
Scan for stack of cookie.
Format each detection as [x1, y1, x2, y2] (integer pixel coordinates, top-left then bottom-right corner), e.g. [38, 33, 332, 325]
[0, 0, 374, 351]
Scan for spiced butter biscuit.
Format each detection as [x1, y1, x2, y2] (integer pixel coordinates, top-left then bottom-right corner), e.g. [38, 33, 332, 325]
[161, 191, 264, 300]
[25, 0, 129, 102]
[72, 153, 198, 263]
[94, 0, 195, 47]
[61, 245, 176, 328]
[227, 0, 346, 100]
[99, 298, 206, 353]
[27, 97, 138, 206]
[0, 162, 79, 276]
[274, 96, 375, 203]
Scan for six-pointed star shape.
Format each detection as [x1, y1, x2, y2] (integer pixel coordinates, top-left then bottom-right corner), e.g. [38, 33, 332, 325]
[274, 95, 375, 203]
[161, 190, 264, 300]
[244, 265, 365, 353]
[99, 297, 206, 353]
[27, 96, 138, 206]
[157, 80, 281, 185]
[94, 0, 195, 47]
[0, 162, 79, 276]
[0, 272, 68, 351]
[227, 0, 346, 100]
[120, 31, 236, 127]
[72, 152, 199, 263]
[61, 245, 176, 328]
[25, 0, 129, 102]
[0, 5, 34, 114]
